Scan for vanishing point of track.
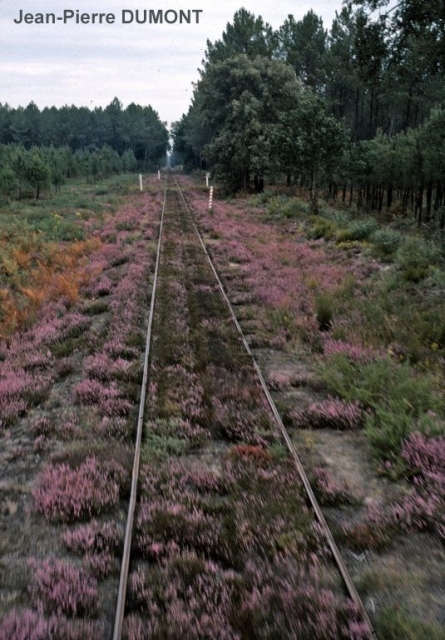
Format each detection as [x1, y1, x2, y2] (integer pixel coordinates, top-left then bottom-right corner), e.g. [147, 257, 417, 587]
[112, 175, 377, 639]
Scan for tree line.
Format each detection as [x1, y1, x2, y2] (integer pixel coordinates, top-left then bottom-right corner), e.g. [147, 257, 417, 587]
[172, 1, 445, 224]
[0, 98, 169, 201]
[0, 97, 168, 165]
[0, 143, 140, 202]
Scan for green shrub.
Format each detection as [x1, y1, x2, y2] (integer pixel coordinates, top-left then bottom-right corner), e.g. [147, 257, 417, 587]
[366, 404, 440, 462]
[321, 209, 352, 226]
[315, 292, 334, 331]
[396, 237, 439, 280]
[266, 196, 308, 219]
[319, 355, 442, 460]
[336, 218, 378, 242]
[365, 404, 413, 461]
[413, 303, 445, 350]
[430, 268, 445, 287]
[250, 190, 274, 206]
[25, 210, 85, 242]
[308, 217, 337, 240]
[371, 228, 402, 256]
[319, 355, 438, 414]
[376, 607, 445, 640]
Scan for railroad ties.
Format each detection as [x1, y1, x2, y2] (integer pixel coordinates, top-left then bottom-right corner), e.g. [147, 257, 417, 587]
[113, 175, 376, 639]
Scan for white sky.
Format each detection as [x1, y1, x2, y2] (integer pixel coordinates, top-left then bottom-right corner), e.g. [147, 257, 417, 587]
[1, 1, 340, 127]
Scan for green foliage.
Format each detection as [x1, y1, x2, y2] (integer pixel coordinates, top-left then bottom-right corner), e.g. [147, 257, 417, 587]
[0, 98, 168, 170]
[201, 55, 303, 191]
[396, 237, 440, 280]
[204, 8, 277, 65]
[320, 355, 439, 415]
[250, 190, 275, 206]
[307, 216, 337, 240]
[173, 2, 445, 219]
[279, 10, 326, 92]
[25, 209, 85, 242]
[365, 403, 439, 462]
[319, 355, 442, 459]
[0, 165, 17, 199]
[371, 228, 402, 256]
[376, 607, 445, 640]
[336, 218, 378, 242]
[365, 406, 413, 462]
[315, 292, 334, 331]
[265, 196, 308, 219]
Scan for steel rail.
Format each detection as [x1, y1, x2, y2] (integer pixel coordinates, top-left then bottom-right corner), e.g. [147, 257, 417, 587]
[112, 178, 168, 640]
[175, 177, 377, 639]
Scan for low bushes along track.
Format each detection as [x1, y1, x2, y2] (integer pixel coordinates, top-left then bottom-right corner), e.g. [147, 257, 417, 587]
[113, 176, 376, 639]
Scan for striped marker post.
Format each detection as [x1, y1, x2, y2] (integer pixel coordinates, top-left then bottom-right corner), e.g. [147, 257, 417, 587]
[208, 186, 213, 211]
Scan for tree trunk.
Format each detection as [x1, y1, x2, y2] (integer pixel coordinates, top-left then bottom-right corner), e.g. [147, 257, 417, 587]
[416, 186, 424, 226]
[387, 184, 393, 209]
[425, 182, 433, 223]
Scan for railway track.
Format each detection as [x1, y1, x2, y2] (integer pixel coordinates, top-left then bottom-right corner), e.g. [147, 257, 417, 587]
[112, 175, 377, 639]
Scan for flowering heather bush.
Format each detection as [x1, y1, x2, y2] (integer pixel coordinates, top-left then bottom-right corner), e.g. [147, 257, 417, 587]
[63, 520, 120, 579]
[83, 353, 139, 383]
[30, 412, 80, 441]
[402, 432, 445, 496]
[126, 552, 240, 640]
[181, 469, 227, 496]
[0, 363, 53, 428]
[33, 456, 126, 522]
[109, 264, 148, 326]
[0, 608, 103, 640]
[342, 493, 440, 551]
[212, 399, 263, 443]
[28, 557, 99, 617]
[237, 555, 371, 639]
[266, 370, 293, 390]
[222, 455, 325, 563]
[73, 379, 133, 417]
[149, 366, 206, 424]
[345, 428, 445, 543]
[22, 349, 54, 372]
[391, 492, 440, 533]
[323, 339, 379, 364]
[86, 274, 113, 298]
[63, 520, 120, 556]
[225, 239, 253, 264]
[30, 415, 54, 437]
[33, 434, 47, 453]
[135, 460, 230, 560]
[289, 398, 363, 430]
[136, 498, 221, 559]
[0, 370, 29, 426]
[146, 418, 209, 449]
[123, 613, 159, 640]
[104, 339, 139, 361]
[59, 313, 91, 340]
[94, 416, 131, 440]
[313, 467, 362, 507]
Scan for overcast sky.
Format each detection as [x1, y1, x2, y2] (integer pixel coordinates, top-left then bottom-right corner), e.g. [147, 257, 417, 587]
[1, 1, 340, 127]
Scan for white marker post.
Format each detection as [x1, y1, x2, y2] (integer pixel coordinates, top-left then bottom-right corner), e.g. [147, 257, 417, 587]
[208, 186, 213, 211]
[158, 169, 161, 181]
[139, 174, 143, 191]
[205, 172, 211, 188]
